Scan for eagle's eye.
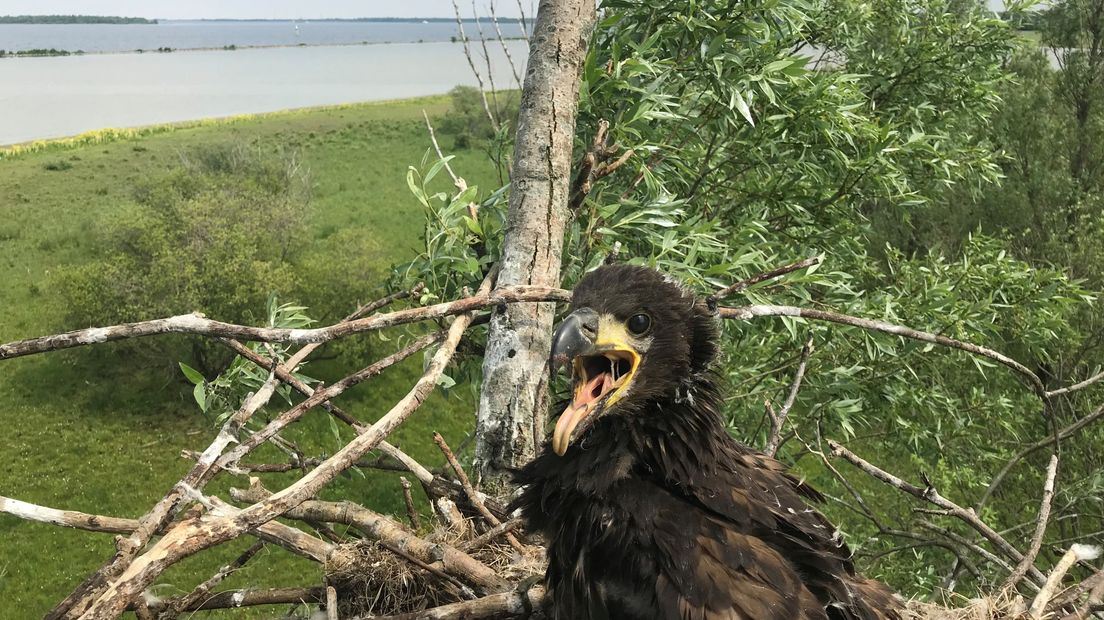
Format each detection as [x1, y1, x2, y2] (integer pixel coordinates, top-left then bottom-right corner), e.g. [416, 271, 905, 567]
[627, 313, 651, 335]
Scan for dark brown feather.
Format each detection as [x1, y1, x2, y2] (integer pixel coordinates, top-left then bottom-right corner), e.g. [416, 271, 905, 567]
[512, 265, 901, 620]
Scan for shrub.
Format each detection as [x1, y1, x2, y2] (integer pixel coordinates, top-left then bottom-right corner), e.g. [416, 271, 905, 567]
[53, 144, 311, 376]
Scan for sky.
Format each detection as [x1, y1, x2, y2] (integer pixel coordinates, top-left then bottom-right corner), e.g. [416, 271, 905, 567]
[0, 1, 529, 20]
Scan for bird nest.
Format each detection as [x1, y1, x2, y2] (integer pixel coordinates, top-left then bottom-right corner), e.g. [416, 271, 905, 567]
[324, 519, 544, 617]
[905, 593, 1027, 620]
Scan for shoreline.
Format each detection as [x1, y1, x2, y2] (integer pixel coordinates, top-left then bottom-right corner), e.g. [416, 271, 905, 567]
[0, 94, 452, 155]
[0, 37, 525, 59]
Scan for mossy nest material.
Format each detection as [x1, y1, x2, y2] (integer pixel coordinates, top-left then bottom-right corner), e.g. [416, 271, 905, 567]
[324, 519, 544, 617]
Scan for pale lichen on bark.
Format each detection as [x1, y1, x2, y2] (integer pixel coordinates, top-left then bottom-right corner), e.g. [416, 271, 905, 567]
[474, 0, 597, 487]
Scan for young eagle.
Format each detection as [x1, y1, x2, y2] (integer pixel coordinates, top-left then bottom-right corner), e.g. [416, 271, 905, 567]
[512, 265, 901, 620]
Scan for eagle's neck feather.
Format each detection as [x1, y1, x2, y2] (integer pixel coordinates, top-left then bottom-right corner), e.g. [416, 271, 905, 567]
[569, 376, 733, 494]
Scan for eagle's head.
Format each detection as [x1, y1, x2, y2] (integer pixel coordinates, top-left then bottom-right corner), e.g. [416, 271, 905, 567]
[548, 264, 719, 455]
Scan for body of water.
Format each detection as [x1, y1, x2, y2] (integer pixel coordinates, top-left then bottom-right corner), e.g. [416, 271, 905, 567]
[0, 19, 528, 53]
[0, 41, 528, 145]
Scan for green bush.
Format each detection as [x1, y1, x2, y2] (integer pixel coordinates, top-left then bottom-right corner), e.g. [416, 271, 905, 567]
[53, 144, 311, 376]
[438, 85, 519, 150]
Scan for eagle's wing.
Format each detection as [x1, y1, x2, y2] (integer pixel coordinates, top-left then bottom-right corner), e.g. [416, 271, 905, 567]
[651, 494, 828, 620]
[671, 448, 901, 620]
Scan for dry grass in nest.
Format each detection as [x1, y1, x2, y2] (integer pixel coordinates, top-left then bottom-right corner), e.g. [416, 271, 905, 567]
[324, 519, 545, 617]
[905, 590, 1028, 620]
[325, 540, 444, 617]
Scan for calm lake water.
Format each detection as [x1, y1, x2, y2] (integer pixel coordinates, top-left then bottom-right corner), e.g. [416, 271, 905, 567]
[0, 19, 529, 53]
[0, 41, 529, 145]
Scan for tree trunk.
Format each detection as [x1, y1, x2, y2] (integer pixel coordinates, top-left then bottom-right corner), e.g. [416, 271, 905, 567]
[473, 0, 596, 487]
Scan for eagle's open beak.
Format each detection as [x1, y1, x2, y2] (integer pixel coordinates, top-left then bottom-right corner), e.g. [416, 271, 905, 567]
[549, 308, 641, 456]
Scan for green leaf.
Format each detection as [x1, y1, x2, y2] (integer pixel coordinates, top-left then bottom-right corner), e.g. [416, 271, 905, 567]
[179, 362, 205, 385]
[424, 155, 456, 185]
[731, 90, 755, 126]
[436, 373, 456, 390]
[193, 383, 207, 412]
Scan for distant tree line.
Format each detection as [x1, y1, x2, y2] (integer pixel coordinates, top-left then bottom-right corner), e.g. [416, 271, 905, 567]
[0, 48, 81, 57]
[0, 15, 156, 25]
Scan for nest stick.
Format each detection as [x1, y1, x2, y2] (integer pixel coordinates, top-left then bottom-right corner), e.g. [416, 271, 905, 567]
[434, 432, 524, 552]
[401, 477, 422, 530]
[1005, 454, 1060, 592]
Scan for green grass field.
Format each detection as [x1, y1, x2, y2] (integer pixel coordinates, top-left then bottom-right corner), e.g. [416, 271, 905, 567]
[0, 96, 499, 617]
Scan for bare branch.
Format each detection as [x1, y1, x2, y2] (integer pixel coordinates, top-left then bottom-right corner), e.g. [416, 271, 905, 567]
[917, 520, 1017, 577]
[0, 285, 570, 360]
[77, 274, 497, 618]
[828, 439, 1046, 587]
[1031, 545, 1103, 618]
[157, 541, 265, 620]
[457, 518, 523, 552]
[0, 495, 139, 535]
[471, 4, 502, 124]
[230, 481, 506, 593]
[352, 586, 545, 620]
[978, 403, 1104, 512]
[213, 332, 440, 476]
[216, 330, 441, 478]
[451, 0, 500, 131]
[47, 374, 280, 620]
[764, 337, 814, 456]
[136, 587, 324, 613]
[721, 304, 1046, 396]
[1046, 369, 1104, 399]
[434, 432, 524, 552]
[326, 586, 338, 620]
[401, 477, 422, 530]
[489, 0, 524, 88]
[1005, 455, 1060, 592]
[711, 257, 821, 301]
[1050, 566, 1104, 612]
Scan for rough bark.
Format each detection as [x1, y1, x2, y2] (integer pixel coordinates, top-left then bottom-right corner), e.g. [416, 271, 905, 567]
[474, 0, 597, 486]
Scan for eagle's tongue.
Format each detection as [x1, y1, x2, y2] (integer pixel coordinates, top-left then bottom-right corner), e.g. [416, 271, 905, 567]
[552, 371, 613, 456]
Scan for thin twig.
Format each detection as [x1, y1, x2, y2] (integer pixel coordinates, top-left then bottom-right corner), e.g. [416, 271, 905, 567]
[457, 518, 523, 552]
[451, 0, 500, 131]
[916, 521, 1017, 577]
[423, 110, 460, 184]
[355, 586, 545, 620]
[1046, 369, 1104, 399]
[979, 403, 1104, 511]
[158, 541, 266, 620]
[230, 480, 504, 593]
[514, 0, 530, 41]
[132, 587, 325, 613]
[828, 439, 1046, 587]
[401, 477, 422, 530]
[720, 304, 1046, 397]
[471, 4, 501, 124]
[1005, 455, 1060, 592]
[489, 0, 523, 88]
[379, 539, 477, 599]
[434, 432, 524, 552]
[764, 337, 814, 456]
[710, 257, 821, 301]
